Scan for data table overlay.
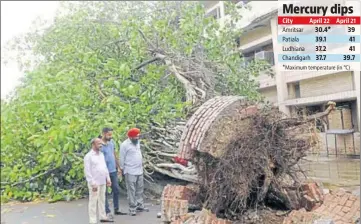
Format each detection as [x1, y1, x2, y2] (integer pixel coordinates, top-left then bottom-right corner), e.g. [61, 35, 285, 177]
[277, 0, 361, 72]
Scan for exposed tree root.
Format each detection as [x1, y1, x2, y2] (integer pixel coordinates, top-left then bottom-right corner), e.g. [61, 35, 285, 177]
[191, 108, 312, 221]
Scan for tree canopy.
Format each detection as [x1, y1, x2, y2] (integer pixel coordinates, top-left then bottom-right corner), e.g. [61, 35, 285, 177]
[1, 1, 269, 202]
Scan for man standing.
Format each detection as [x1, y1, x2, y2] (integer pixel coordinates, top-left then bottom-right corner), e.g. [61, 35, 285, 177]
[120, 128, 149, 216]
[100, 127, 127, 217]
[84, 138, 113, 223]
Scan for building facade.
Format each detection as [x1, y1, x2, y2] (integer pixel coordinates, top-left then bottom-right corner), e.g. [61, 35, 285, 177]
[203, 1, 360, 156]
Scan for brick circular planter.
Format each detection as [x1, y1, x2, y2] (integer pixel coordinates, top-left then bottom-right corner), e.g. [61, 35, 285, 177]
[177, 96, 259, 160]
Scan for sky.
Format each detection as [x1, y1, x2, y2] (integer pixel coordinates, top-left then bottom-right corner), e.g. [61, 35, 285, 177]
[1, 1, 59, 99]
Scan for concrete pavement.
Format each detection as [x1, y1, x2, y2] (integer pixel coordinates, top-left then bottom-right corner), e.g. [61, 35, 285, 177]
[1, 198, 161, 224]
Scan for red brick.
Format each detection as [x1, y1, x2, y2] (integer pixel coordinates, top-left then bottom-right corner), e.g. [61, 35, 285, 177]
[343, 212, 353, 221]
[344, 214, 355, 221]
[283, 209, 317, 224]
[245, 106, 258, 116]
[283, 218, 291, 224]
[335, 189, 346, 197]
[161, 199, 188, 222]
[162, 185, 197, 201]
[342, 206, 351, 213]
[326, 194, 334, 201]
[174, 209, 232, 224]
[350, 204, 360, 214]
[337, 210, 346, 217]
[324, 194, 334, 203]
[338, 194, 349, 206]
[302, 212, 316, 222]
[332, 205, 343, 214]
[334, 215, 343, 221]
[343, 205, 359, 220]
[332, 195, 341, 203]
[170, 213, 195, 224]
[301, 182, 324, 204]
[320, 208, 330, 216]
[345, 200, 354, 207]
[341, 216, 352, 223]
[354, 199, 360, 209]
[161, 185, 197, 223]
[328, 202, 338, 212]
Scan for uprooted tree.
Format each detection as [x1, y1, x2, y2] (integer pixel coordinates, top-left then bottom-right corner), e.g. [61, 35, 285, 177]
[160, 99, 336, 222]
[1, 1, 271, 202]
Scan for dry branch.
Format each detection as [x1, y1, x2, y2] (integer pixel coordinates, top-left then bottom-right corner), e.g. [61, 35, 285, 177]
[148, 162, 198, 183]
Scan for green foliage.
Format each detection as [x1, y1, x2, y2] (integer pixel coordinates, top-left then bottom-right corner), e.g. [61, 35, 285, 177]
[1, 1, 268, 202]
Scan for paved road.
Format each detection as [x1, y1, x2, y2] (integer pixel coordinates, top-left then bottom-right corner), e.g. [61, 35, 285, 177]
[1, 198, 162, 224]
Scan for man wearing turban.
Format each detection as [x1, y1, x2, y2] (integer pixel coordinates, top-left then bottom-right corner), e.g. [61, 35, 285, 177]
[119, 128, 149, 216]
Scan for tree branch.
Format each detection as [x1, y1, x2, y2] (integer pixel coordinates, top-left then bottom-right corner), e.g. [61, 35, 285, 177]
[147, 151, 177, 158]
[1, 167, 59, 187]
[138, 29, 157, 50]
[165, 59, 199, 104]
[148, 162, 199, 183]
[157, 163, 198, 175]
[133, 57, 160, 70]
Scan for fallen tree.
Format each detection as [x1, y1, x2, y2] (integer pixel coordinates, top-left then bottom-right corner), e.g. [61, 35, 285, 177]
[1, 1, 270, 202]
[0, 1, 332, 212]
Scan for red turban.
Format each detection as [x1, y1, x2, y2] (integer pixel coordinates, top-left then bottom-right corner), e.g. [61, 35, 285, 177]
[127, 128, 140, 138]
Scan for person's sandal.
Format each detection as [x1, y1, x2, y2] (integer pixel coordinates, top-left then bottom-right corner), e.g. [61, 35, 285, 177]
[136, 206, 149, 212]
[129, 209, 136, 216]
[114, 210, 127, 215]
[100, 219, 114, 223]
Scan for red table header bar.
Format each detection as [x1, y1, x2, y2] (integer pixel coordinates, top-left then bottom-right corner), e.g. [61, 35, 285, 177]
[278, 16, 360, 25]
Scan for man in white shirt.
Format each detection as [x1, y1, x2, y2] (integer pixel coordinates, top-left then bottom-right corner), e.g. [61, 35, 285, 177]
[84, 138, 114, 223]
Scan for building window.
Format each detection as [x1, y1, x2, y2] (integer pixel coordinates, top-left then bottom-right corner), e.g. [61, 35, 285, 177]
[207, 6, 221, 19]
[241, 51, 255, 67]
[294, 82, 300, 98]
[230, 0, 248, 4]
[241, 44, 275, 67]
[233, 0, 251, 5]
[254, 50, 275, 66]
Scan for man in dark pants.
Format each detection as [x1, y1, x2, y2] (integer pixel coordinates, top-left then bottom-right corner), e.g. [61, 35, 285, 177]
[100, 128, 127, 219]
[120, 128, 149, 216]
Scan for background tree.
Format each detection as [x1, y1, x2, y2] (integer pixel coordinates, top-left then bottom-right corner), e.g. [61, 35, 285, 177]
[1, 1, 270, 202]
